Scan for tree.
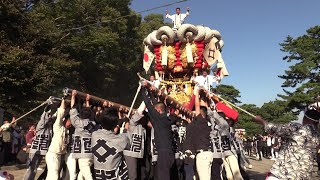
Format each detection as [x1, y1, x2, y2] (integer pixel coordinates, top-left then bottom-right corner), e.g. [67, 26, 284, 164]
[211, 84, 262, 135]
[259, 100, 297, 124]
[213, 84, 242, 104]
[278, 26, 320, 113]
[0, 0, 78, 115]
[138, 13, 171, 39]
[0, 0, 176, 121]
[28, 0, 143, 105]
[235, 104, 263, 136]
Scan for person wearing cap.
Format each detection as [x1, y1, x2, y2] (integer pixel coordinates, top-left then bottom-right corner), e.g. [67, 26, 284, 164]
[210, 107, 243, 180]
[255, 102, 320, 180]
[206, 107, 224, 180]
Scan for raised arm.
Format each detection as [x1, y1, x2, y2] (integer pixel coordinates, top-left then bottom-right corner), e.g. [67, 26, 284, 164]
[36, 105, 51, 131]
[129, 101, 146, 126]
[165, 12, 174, 20]
[195, 88, 200, 116]
[141, 81, 160, 119]
[184, 94, 195, 111]
[70, 90, 81, 127]
[129, 113, 144, 126]
[54, 99, 66, 128]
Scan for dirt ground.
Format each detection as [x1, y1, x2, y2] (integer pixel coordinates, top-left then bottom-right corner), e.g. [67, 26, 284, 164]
[1, 157, 319, 180]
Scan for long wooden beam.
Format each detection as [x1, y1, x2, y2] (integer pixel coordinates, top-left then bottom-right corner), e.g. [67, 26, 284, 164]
[63, 88, 132, 113]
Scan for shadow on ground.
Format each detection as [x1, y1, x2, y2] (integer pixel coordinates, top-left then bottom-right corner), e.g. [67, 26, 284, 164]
[0, 164, 27, 170]
[247, 169, 267, 180]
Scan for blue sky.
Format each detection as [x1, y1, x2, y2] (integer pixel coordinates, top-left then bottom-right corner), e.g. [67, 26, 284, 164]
[130, 0, 320, 106]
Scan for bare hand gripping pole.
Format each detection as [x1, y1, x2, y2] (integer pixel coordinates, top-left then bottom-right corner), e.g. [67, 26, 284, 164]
[63, 88, 133, 113]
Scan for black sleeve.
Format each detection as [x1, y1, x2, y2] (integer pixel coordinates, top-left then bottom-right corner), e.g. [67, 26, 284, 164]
[169, 114, 179, 125]
[142, 88, 160, 122]
[149, 90, 158, 105]
[183, 123, 195, 153]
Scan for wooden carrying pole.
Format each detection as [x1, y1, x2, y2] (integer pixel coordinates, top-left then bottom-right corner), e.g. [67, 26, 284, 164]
[63, 88, 133, 113]
[10, 96, 65, 125]
[137, 73, 195, 119]
[10, 101, 48, 125]
[127, 84, 142, 118]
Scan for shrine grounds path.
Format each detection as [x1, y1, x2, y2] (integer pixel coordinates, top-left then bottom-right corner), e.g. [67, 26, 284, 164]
[1, 156, 319, 180]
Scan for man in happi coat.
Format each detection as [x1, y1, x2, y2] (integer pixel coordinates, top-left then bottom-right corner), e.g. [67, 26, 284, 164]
[69, 91, 95, 180]
[91, 107, 129, 180]
[123, 102, 147, 180]
[24, 99, 54, 180]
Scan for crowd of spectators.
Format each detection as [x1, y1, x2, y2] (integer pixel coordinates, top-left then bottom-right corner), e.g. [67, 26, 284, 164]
[0, 118, 35, 166]
[241, 134, 280, 161]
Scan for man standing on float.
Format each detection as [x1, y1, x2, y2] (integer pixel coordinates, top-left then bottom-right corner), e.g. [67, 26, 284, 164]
[166, 7, 190, 30]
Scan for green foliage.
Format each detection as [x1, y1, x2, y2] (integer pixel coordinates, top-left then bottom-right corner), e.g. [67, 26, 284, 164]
[236, 104, 263, 136]
[0, 0, 172, 122]
[259, 100, 297, 124]
[0, 0, 78, 115]
[29, 0, 143, 103]
[279, 26, 320, 112]
[214, 84, 242, 104]
[138, 13, 171, 39]
[235, 100, 297, 136]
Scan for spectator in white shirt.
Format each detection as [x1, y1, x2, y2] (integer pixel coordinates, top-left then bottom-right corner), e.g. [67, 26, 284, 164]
[149, 75, 160, 89]
[266, 135, 272, 159]
[193, 69, 218, 91]
[166, 7, 190, 30]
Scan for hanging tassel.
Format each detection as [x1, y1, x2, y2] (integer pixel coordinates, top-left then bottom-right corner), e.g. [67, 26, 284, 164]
[186, 42, 193, 63]
[161, 43, 168, 66]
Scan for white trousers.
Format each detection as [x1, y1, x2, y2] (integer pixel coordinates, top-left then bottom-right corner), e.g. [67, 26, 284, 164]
[196, 151, 214, 180]
[65, 153, 77, 180]
[65, 154, 93, 180]
[45, 151, 61, 180]
[78, 158, 93, 180]
[271, 148, 275, 159]
[223, 155, 244, 180]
